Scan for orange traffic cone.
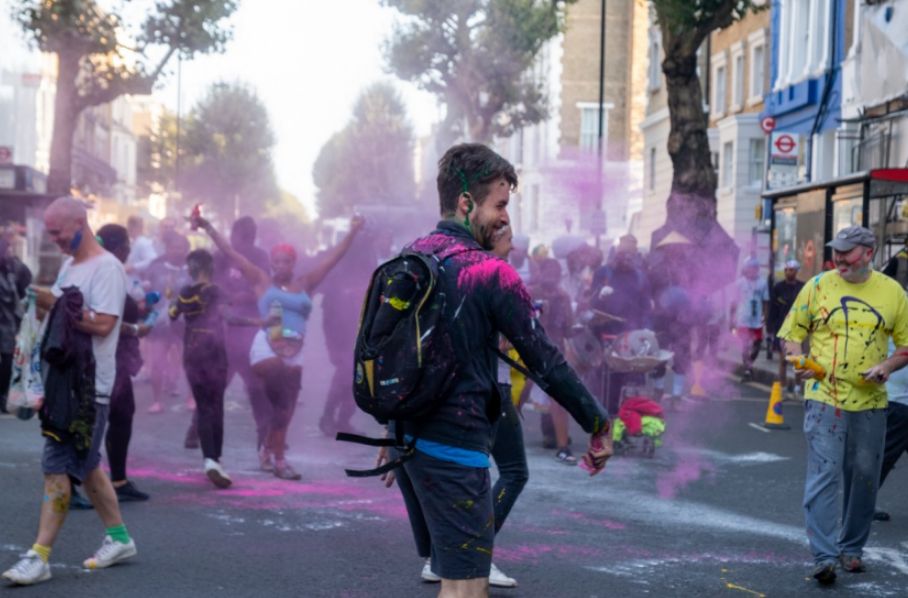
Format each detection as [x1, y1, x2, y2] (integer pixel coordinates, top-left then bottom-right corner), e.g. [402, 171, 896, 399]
[762, 382, 790, 430]
[690, 361, 707, 397]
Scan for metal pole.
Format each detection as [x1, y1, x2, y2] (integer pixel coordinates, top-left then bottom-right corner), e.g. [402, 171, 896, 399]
[175, 52, 182, 194]
[596, 0, 606, 249]
[597, 0, 606, 162]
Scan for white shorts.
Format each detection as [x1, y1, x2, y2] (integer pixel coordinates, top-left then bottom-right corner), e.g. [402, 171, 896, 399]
[249, 329, 305, 368]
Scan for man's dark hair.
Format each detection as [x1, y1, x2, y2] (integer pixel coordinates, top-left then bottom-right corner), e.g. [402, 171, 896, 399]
[436, 143, 518, 217]
[97, 224, 129, 254]
[232, 216, 257, 246]
[186, 249, 214, 280]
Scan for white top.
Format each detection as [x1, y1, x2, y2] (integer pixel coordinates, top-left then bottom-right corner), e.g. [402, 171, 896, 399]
[887, 340, 908, 407]
[126, 235, 157, 274]
[52, 253, 127, 402]
[734, 276, 770, 329]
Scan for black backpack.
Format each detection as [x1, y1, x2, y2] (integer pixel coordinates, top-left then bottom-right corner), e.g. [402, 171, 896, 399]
[337, 246, 541, 477]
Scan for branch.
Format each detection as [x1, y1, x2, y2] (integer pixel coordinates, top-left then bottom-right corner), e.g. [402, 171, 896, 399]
[76, 44, 178, 111]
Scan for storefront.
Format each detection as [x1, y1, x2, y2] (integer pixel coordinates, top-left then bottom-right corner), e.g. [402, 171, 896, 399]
[763, 169, 908, 281]
[0, 164, 60, 284]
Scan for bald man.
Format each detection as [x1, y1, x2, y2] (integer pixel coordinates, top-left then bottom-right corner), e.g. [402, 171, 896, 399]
[3, 198, 136, 587]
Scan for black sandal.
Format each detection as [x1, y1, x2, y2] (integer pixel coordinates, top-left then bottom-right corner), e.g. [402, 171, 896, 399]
[555, 448, 577, 466]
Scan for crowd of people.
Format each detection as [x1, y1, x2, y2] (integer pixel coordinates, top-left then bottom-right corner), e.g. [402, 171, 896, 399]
[2, 142, 908, 595]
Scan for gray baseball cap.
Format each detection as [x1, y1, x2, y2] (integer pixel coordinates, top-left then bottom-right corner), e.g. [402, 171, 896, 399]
[826, 226, 877, 252]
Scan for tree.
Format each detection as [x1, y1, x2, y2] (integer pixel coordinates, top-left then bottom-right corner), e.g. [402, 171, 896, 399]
[382, 0, 575, 145]
[178, 83, 281, 225]
[13, 0, 237, 195]
[313, 82, 416, 218]
[651, 0, 766, 243]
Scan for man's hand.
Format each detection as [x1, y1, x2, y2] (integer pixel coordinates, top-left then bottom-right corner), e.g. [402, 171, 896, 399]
[376, 446, 396, 488]
[581, 431, 614, 477]
[794, 367, 818, 383]
[136, 323, 151, 338]
[29, 285, 55, 311]
[861, 363, 892, 385]
[350, 214, 366, 235]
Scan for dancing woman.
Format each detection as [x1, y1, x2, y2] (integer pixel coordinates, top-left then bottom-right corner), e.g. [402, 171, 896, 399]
[196, 215, 363, 479]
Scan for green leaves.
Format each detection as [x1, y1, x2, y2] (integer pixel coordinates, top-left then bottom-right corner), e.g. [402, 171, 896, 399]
[383, 0, 575, 143]
[13, 0, 237, 108]
[313, 82, 416, 218]
[179, 83, 279, 220]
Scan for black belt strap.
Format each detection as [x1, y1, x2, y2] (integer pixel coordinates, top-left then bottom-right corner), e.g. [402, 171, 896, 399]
[336, 425, 417, 477]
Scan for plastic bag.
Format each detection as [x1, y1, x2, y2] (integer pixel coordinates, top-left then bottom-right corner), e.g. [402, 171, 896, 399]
[7, 293, 45, 417]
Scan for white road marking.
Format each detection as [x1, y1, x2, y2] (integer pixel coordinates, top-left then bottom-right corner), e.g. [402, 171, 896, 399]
[748, 423, 772, 433]
[865, 548, 908, 576]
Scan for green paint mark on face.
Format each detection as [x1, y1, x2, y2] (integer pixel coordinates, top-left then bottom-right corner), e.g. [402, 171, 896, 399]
[464, 201, 473, 231]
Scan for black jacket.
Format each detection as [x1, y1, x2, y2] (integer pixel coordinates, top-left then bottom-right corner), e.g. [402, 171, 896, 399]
[40, 286, 96, 455]
[400, 221, 608, 454]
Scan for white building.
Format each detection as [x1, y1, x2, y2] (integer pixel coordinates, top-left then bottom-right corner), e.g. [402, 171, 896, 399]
[840, 0, 908, 174]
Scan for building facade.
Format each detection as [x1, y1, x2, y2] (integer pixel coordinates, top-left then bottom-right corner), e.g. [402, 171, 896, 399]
[501, 0, 648, 252]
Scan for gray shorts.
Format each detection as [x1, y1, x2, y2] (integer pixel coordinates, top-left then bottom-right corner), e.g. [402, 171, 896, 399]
[41, 402, 109, 483]
[400, 449, 494, 580]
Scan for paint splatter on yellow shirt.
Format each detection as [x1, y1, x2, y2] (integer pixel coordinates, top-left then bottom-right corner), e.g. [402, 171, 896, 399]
[778, 271, 908, 411]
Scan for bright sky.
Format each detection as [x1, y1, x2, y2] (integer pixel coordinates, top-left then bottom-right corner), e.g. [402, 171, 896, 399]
[0, 0, 439, 218]
[156, 0, 439, 217]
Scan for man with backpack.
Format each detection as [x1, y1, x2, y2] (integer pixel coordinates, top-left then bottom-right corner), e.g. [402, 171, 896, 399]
[353, 143, 612, 598]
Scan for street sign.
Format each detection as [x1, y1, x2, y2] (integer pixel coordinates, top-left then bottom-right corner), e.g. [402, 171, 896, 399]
[774, 134, 796, 153]
[589, 207, 607, 236]
[0, 146, 12, 165]
[768, 132, 800, 189]
[760, 115, 776, 134]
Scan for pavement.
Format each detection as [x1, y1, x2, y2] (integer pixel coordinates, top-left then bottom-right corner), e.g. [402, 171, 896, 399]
[718, 341, 788, 388]
[2, 303, 908, 597]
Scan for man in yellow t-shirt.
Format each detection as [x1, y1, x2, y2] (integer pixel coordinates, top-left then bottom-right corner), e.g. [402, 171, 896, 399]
[779, 226, 908, 585]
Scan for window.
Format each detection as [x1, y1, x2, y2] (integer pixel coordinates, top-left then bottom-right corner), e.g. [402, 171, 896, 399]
[577, 103, 612, 153]
[732, 53, 744, 110]
[722, 141, 734, 188]
[711, 151, 720, 178]
[648, 36, 661, 91]
[750, 42, 765, 102]
[776, 0, 829, 89]
[580, 108, 599, 152]
[713, 64, 727, 116]
[749, 138, 765, 187]
[649, 147, 656, 191]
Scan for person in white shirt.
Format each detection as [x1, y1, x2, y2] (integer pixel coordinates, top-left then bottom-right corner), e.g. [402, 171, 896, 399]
[730, 258, 770, 381]
[125, 216, 157, 276]
[2, 197, 136, 587]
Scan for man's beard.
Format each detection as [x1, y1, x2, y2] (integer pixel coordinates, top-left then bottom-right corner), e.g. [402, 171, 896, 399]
[490, 225, 511, 247]
[474, 216, 506, 251]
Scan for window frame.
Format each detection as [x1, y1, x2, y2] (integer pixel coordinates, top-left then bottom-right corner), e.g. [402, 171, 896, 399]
[711, 51, 728, 120]
[747, 28, 767, 106]
[730, 41, 745, 113]
[748, 137, 766, 188]
[721, 140, 734, 190]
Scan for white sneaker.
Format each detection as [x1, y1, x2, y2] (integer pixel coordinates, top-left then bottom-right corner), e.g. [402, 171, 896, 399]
[489, 562, 517, 588]
[204, 458, 232, 489]
[82, 536, 137, 570]
[2, 550, 51, 585]
[421, 558, 441, 583]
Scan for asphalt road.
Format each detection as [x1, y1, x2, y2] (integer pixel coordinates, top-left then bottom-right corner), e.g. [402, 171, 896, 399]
[2, 312, 908, 597]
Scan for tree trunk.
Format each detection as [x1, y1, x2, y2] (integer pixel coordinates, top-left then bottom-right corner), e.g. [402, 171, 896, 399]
[662, 47, 717, 233]
[47, 51, 82, 196]
[654, 33, 739, 287]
